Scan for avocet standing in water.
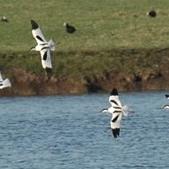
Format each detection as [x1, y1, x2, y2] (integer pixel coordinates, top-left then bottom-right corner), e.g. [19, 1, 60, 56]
[102, 88, 129, 138]
[0, 72, 11, 89]
[30, 20, 55, 76]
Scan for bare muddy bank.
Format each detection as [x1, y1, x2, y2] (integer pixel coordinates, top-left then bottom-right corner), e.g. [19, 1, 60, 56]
[0, 48, 169, 96]
[0, 68, 168, 96]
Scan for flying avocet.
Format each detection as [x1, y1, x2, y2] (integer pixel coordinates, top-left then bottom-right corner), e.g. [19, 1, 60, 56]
[102, 88, 130, 138]
[31, 20, 55, 75]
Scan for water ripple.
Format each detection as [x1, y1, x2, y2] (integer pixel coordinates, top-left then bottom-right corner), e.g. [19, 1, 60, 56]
[0, 92, 169, 168]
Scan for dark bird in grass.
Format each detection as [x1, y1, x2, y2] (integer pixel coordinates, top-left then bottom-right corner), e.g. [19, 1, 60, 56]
[147, 10, 157, 18]
[1, 16, 8, 22]
[63, 22, 76, 33]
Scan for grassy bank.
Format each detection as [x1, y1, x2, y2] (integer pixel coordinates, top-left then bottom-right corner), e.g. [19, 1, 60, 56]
[0, 0, 169, 53]
[0, 48, 169, 95]
[1, 1, 169, 94]
[0, 48, 167, 78]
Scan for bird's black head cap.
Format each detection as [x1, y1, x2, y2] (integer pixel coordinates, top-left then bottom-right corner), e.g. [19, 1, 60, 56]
[165, 94, 169, 98]
[110, 88, 118, 96]
[31, 20, 39, 29]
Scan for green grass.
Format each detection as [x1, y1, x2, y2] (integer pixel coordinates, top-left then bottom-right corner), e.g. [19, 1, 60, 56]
[0, 0, 169, 52]
[0, 48, 165, 81]
[0, 0, 169, 80]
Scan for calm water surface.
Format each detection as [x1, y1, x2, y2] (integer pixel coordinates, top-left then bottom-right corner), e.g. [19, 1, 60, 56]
[0, 91, 169, 169]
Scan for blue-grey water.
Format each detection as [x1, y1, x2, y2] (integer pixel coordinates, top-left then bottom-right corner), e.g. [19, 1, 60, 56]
[0, 91, 169, 169]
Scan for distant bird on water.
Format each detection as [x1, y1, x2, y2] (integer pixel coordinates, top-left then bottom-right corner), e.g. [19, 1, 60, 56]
[0, 72, 11, 89]
[161, 94, 169, 109]
[162, 104, 169, 110]
[63, 22, 76, 33]
[102, 88, 127, 138]
[30, 19, 55, 76]
[165, 94, 169, 99]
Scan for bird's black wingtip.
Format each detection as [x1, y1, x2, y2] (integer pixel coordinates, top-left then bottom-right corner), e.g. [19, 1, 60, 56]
[31, 19, 39, 29]
[147, 10, 157, 18]
[165, 94, 169, 98]
[112, 128, 120, 138]
[110, 88, 118, 96]
[45, 68, 53, 80]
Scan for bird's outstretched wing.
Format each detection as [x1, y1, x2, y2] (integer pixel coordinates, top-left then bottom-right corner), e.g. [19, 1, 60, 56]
[0, 72, 3, 82]
[0, 78, 11, 89]
[109, 95, 122, 108]
[109, 89, 122, 108]
[31, 20, 47, 44]
[40, 48, 52, 69]
[3, 79, 11, 88]
[111, 111, 122, 138]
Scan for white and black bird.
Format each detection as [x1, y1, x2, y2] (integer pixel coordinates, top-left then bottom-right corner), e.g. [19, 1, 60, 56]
[161, 94, 169, 109]
[0, 72, 11, 89]
[102, 88, 126, 138]
[31, 20, 55, 75]
[63, 22, 76, 33]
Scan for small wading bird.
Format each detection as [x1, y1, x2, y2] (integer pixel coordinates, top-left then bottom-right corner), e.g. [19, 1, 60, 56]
[161, 94, 169, 109]
[0, 72, 11, 89]
[31, 20, 55, 76]
[102, 88, 130, 138]
[63, 22, 76, 33]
